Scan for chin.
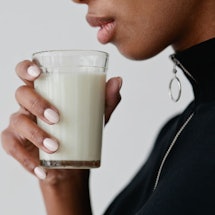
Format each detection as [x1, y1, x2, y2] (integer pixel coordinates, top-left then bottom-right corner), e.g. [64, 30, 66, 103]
[114, 40, 169, 61]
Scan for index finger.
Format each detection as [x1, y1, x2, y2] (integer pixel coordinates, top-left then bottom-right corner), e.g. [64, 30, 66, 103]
[15, 60, 41, 86]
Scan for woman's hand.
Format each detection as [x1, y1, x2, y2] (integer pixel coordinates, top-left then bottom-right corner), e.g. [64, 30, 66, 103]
[1, 60, 122, 180]
[1, 60, 122, 215]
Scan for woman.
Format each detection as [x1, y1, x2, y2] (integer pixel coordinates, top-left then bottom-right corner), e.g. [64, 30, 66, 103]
[1, 0, 215, 214]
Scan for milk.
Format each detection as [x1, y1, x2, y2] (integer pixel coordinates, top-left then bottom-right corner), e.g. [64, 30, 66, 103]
[35, 67, 106, 168]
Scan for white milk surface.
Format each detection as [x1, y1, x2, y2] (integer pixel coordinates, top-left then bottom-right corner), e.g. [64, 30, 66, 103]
[35, 68, 106, 162]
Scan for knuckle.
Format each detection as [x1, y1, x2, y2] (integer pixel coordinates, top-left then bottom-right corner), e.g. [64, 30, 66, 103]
[15, 85, 27, 100]
[29, 97, 41, 113]
[1, 132, 17, 157]
[28, 95, 48, 116]
[22, 157, 35, 171]
[7, 143, 17, 157]
[10, 112, 23, 129]
[1, 128, 36, 172]
[1, 130, 9, 150]
[15, 86, 44, 115]
[29, 127, 43, 144]
[9, 111, 44, 145]
[1, 128, 8, 140]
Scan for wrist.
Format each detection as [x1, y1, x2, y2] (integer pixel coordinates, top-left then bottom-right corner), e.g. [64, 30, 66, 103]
[39, 169, 92, 215]
[40, 169, 89, 186]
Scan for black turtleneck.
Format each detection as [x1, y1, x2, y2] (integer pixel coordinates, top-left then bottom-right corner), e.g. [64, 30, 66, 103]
[172, 38, 215, 103]
[105, 38, 215, 215]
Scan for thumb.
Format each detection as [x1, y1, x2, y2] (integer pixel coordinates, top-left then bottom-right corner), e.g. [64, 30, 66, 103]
[105, 77, 122, 124]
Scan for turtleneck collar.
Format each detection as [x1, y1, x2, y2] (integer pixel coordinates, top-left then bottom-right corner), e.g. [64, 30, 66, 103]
[170, 38, 215, 103]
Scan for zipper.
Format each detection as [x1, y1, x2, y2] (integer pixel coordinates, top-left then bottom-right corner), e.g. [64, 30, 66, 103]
[170, 55, 197, 83]
[153, 56, 197, 191]
[153, 112, 194, 191]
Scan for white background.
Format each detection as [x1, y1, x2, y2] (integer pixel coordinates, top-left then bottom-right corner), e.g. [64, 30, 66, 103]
[0, 0, 193, 214]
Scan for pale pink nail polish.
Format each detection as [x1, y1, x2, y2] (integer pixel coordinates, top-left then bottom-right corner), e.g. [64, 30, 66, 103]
[34, 166, 46, 180]
[44, 108, 59, 124]
[43, 138, 58, 152]
[27, 65, 41, 77]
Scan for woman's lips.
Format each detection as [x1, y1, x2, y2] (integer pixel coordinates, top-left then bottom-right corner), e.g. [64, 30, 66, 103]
[86, 15, 116, 44]
[97, 21, 115, 44]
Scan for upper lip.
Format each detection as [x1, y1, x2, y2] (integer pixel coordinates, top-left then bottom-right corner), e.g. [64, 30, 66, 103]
[86, 15, 114, 27]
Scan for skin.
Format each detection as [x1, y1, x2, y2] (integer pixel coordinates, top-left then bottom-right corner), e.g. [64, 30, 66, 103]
[73, 0, 215, 59]
[1, 0, 215, 214]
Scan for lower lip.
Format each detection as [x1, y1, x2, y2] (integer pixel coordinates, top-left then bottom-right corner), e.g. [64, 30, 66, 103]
[97, 21, 115, 44]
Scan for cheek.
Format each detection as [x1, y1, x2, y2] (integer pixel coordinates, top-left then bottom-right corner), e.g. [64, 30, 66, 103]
[114, 23, 170, 60]
[113, 1, 191, 60]
[114, 14, 186, 60]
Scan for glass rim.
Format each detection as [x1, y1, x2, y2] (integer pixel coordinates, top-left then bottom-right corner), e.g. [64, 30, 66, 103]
[32, 49, 109, 58]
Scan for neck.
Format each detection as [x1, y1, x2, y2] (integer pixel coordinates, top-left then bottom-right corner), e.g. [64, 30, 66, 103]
[172, 0, 215, 52]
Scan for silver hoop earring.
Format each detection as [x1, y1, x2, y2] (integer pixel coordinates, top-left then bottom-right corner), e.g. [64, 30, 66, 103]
[169, 64, 182, 102]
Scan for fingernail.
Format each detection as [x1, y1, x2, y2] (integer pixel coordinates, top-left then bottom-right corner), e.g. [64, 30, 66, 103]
[44, 108, 59, 124]
[34, 166, 46, 180]
[27, 65, 41, 77]
[43, 138, 58, 152]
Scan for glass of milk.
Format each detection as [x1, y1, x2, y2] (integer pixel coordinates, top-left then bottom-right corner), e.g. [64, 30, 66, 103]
[33, 50, 108, 169]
